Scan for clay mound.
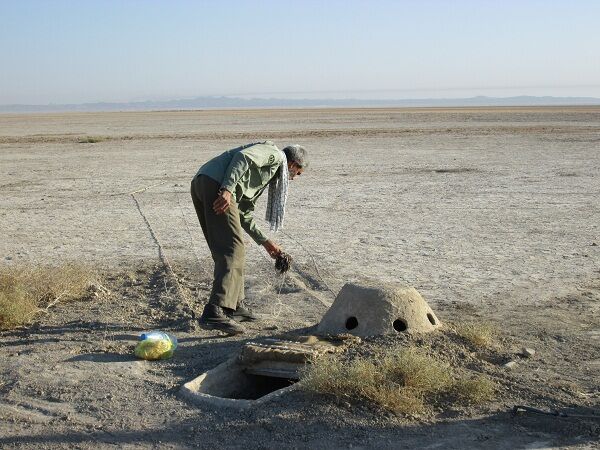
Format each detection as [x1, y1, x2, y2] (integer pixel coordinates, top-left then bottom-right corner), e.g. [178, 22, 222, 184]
[317, 281, 441, 337]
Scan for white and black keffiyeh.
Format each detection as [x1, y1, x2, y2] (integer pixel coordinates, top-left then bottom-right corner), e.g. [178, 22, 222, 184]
[265, 151, 289, 232]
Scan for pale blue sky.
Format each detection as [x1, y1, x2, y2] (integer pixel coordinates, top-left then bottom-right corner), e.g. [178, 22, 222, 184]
[1, 0, 599, 104]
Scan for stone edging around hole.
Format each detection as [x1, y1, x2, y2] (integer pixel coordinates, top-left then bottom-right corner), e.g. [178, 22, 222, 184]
[179, 356, 298, 410]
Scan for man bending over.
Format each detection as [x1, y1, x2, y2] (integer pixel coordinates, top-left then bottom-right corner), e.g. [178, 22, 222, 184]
[191, 141, 308, 335]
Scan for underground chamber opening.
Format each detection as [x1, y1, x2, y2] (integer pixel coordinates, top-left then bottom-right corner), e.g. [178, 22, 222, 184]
[393, 319, 407, 332]
[230, 374, 296, 400]
[427, 313, 436, 325]
[345, 317, 358, 330]
[189, 360, 298, 402]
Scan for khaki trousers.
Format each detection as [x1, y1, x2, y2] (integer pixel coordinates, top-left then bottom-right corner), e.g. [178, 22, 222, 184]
[191, 175, 245, 310]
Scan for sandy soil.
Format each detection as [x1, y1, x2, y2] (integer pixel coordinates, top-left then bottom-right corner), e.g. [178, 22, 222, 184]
[0, 107, 599, 449]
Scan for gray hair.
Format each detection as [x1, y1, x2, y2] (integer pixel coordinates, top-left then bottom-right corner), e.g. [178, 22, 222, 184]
[282, 145, 309, 169]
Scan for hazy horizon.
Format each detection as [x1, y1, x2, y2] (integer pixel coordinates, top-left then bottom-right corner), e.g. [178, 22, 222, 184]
[2, 0, 599, 105]
[3, 90, 600, 108]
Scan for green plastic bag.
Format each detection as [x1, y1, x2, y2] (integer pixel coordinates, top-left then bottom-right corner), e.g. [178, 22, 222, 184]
[134, 338, 174, 360]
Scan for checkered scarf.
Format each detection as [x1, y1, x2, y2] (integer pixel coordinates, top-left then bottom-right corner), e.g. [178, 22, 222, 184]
[265, 151, 289, 232]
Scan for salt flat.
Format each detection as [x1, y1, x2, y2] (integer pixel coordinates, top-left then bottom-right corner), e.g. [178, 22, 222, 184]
[1, 108, 599, 449]
[1, 107, 598, 308]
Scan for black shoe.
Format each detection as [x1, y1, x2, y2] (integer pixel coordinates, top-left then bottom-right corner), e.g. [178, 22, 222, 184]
[199, 304, 245, 335]
[230, 301, 259, 322]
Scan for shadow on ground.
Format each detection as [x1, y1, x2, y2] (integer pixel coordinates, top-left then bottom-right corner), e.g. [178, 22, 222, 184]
[1, 411, 597, 449]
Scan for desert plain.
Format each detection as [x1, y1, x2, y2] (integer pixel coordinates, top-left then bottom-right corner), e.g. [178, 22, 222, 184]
[0, 107, 599, 448]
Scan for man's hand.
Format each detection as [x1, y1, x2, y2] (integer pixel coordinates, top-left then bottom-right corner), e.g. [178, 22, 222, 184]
[263, 240, 282, 259]
[213, 189, 232, 215]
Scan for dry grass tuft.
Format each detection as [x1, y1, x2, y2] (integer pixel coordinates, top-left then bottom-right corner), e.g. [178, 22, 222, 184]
[362, 384, 425, 415]
[299, 346, 494, 415]
[380, 347, 452, 393]
[454, 322, 496, 348]
[77, 136, 105, 143]
[0, 284, 37, 330]
[452, 375, 496, 404]
[299, 354, 378, 395]
[299, 353, 425, 415]
[0, 265, 97, 330]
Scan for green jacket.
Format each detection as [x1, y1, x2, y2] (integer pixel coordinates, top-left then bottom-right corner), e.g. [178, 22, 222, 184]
[197, 141, 283, 245]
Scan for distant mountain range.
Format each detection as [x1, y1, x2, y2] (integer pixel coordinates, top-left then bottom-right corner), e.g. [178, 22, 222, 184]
[1, 95, 599, 113]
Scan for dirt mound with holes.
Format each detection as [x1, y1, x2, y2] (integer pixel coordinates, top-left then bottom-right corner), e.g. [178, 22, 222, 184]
[317, 282, 440, 337]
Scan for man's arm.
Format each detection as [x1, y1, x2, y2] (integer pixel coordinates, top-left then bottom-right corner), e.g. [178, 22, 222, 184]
[262, 239, 282, 258]
[238, 201, 282, 257]
[238, 201, 268, 245]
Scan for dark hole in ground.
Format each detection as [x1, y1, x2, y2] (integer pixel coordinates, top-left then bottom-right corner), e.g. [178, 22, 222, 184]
[427, 313, 436, 325]
[346, 317, 358, 330]
[233, 374, 296, 400]
[393, 319, 407, 332]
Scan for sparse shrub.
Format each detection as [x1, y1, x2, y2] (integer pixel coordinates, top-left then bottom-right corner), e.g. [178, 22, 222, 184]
[299, 352, 426, 415]
[361, 384, 425, 415]
[299, 355, 381, 396]
[380, 347, 452, 393]
[299, 346, 495, 415]
[454, 322, 496, 348]
[77, 136, 104, 143]
[0, 265, 96, 330]
[452, 375, 496, 404]
[0, 281, 38, 330]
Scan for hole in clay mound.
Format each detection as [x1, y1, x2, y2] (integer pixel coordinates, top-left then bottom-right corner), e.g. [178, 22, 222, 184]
[393, 319, 407, 332]
[345, 317, 358, 330]
[427, 313, 436, 325]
